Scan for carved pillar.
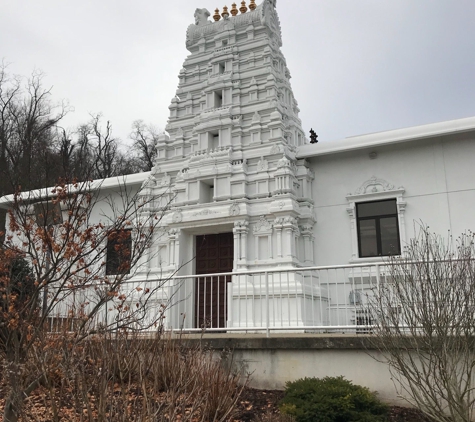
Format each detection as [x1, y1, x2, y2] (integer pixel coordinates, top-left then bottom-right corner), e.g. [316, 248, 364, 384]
[233, 221, 249, 267]
[274, 218, 284, 258]
[241, 225, 248, 260]
[300, 224, 314, 265]
[174, 232, 180, 267]
[282, 217, 298, 258]
[397, 199, 407, 251]
[346, 204, 358, 261]
[233, 228, 239, 265]
[168, 229, 179, 266]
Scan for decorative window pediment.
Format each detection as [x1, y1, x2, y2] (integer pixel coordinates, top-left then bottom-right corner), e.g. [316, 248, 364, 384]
[347, 176, 405, 199]
[346, 176, 407, 262]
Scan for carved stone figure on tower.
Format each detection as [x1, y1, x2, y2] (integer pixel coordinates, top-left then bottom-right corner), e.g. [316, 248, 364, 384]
[194, 8, 210, 26]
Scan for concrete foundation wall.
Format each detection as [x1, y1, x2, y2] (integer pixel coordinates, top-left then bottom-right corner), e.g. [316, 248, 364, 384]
[235, 349, 398, 403]
[192, 334, 405, 405]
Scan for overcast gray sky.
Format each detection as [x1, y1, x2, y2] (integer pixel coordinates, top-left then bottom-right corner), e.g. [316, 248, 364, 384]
[1, 0, 474, 144]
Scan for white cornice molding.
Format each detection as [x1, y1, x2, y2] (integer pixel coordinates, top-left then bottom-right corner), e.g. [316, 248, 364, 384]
[296, 116, 475, 159]
[0, 172, 151, 209]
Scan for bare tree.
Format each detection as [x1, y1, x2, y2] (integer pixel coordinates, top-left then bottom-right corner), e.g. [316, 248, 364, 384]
[0, 64, 68, 196]
[0, 177, 172, 422]
[89, 113, 120, 178]
[66, 114, 140, 180]
[367, 226, 475, 422]
[130, 119, 159, 171]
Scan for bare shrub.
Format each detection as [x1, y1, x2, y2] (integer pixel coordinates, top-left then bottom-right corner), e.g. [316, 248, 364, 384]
[1, 176, 172, 422]
[24, 327, 248, 422]
[368, 227, 475, 422]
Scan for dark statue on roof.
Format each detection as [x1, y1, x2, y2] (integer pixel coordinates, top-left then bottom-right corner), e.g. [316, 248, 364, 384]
[309, 128, 318, 144]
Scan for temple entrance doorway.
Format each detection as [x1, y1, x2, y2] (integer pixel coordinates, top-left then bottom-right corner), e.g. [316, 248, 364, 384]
[195, 232, 233, 329]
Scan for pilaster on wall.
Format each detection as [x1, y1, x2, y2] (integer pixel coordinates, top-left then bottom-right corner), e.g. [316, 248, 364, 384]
[274, 216, 299, 263]
[300, 224, 315, 265]
[233, 220, 249, 269]
[167, 228, 180, 268]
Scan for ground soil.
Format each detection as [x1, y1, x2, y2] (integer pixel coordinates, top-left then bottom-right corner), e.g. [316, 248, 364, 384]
[235, 388, 434, 422]
[0, 384, 435, 421]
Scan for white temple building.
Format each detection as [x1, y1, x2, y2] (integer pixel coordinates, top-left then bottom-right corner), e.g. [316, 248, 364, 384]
[3, 0, 475, 333]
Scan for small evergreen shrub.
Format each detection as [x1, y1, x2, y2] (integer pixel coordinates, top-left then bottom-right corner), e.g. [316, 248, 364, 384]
[279, 376, 388, 422]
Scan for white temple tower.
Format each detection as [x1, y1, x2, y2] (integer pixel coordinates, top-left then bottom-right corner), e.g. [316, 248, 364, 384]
[140, 0, 321, 329]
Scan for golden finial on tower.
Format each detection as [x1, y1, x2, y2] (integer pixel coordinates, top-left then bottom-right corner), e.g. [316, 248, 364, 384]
[221, 5, 229, 18]
[231, 3, 238, 16]
[239, 0, 247, 13]
[213, 7, 221, 21]
[249, 0, 256, 10]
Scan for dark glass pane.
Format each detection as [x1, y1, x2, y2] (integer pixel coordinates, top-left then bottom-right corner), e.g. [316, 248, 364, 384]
[106, 229, 132, 275]
[359, 219, 378, 257]
[380, 216, 400, 255]
[357, 200, 397, 218]
[34, 202, 63, 226]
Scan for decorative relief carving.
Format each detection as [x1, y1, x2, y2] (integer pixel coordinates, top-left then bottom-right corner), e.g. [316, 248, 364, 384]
[398, 201, 407, 213]
[351, 176, 404, 196]
[192, 209, 219, 217]
[257, 157, 268, 172]
[253, 215, 273, 233]
[299, 224, 314, 235]
[194, 8, 211, 26]
[141, 176, 157, 189]
[186, 3, 261, 47]
[276, 156, 297, 173]
[232, 115, 242, 125]
[282, 216, 298, 226]
[229, 202, 241, 216]
[172, 209, 183, 223]
[234, 220, 249, 231]
[270, 144, 281, 155]
[277, 156, 291, 169]
[346, 204, 355, 218]
[160, 173, 171, 187]
[168, 228, 180, 237]
[260, 0, 282, 46]
[190, 146, 232, 162]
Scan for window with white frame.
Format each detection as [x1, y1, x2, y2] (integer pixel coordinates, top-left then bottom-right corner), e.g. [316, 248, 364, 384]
[347, 176, 406, 261]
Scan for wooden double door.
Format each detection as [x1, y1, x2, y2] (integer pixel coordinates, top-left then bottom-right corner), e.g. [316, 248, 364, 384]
[195, 233, 233, 329]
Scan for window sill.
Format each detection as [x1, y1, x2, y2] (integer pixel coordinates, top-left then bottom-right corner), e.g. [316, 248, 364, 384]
[349, 256, 392, 265]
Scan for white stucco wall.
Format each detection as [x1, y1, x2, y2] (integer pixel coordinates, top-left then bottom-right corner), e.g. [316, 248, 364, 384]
[306, 130, 475, 266]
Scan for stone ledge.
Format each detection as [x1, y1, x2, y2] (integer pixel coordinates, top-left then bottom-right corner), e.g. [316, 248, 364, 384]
[171, 333, 379, 350]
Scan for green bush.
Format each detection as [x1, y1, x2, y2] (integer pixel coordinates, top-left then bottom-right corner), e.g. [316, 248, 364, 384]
[279, 376, 388, 422]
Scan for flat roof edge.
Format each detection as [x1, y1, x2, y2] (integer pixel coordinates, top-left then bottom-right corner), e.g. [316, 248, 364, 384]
[0, 172, 151, 209]
[296, 116, 475, 159]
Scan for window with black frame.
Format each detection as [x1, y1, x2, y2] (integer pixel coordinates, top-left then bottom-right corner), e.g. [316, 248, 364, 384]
[356, 199, 401, 257]
[106, 229, 132, 275]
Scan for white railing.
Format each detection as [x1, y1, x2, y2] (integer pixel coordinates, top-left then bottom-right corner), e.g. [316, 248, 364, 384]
[46, 263, 389, 336]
